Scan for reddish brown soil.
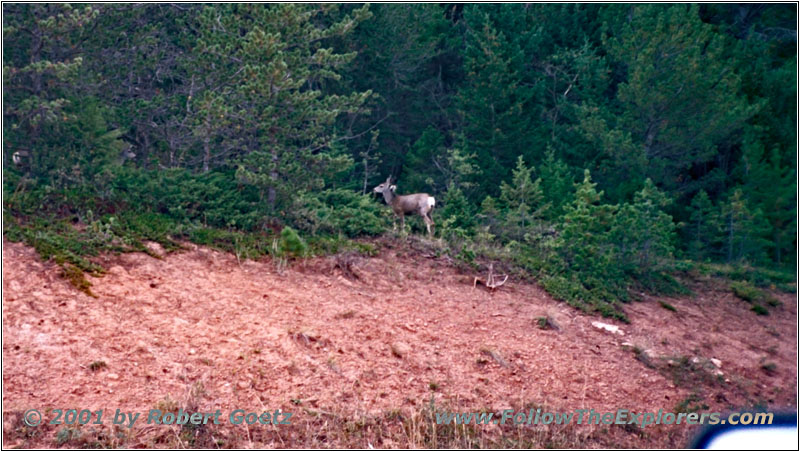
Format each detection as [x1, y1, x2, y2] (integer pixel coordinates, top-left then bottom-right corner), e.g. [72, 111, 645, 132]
[2, 239, 796, 448]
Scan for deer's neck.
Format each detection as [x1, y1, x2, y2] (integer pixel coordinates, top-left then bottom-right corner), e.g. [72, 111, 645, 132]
[382, 190, 396, 205]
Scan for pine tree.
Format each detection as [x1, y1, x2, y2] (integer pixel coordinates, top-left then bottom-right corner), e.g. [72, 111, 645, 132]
[539, 148, 573, 219]
[720, 188, 771, 264]
[614, 179, 676, 274]
[555, 169, 624, 299]
[341, 4, 459, 186]
[457, 6, 538, 196]
[738, 138, 796, 265]
[3, 4, 108, 181]
[403, 127, 444, 192]
[603, 4, 758, 194]
[499, 156, 548, 241]
[191, 4, 374, 212]
[687, 190, 721, 261]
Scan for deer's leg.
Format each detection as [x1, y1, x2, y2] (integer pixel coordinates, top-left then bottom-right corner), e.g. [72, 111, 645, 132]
[425, 209, 434, 226]
[421, 209, 434, 236]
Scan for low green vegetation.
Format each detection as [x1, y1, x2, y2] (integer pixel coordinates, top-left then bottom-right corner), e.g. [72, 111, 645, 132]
[731, 280, 782, 315]
[659, 301, 677, 312]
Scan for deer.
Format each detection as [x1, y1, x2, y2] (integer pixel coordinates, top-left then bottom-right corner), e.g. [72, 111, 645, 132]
[373, 176, 436, 236]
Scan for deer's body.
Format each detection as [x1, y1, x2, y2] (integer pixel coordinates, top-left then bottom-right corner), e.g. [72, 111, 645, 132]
[374, 177, 435, 236]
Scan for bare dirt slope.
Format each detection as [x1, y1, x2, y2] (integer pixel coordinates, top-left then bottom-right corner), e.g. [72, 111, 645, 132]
[2, 239, 796, 448]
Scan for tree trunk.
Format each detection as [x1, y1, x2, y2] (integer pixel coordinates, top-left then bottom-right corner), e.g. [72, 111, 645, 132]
[267, 148, 278, 211]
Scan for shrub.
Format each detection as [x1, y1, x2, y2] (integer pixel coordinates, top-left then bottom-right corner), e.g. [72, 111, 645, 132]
[288, 189, 387, 237]
[731, 281, 761, 302]
[278, 226, 307, 258]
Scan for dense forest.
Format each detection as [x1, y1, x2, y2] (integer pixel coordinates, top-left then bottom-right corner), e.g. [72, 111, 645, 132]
[3, 4, 796, 319]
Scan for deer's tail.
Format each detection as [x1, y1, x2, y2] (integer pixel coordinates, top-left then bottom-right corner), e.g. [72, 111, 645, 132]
[428, 197, 436, 208]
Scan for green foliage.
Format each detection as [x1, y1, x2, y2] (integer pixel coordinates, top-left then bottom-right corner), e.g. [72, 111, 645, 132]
[603, 4, 758, 195]
[403, 127, 446, 193]
[659, 301, 677, 312]
[308, 236, 378, 258]
[737, 137, 796, 265]
[686, 190, 721, 260]
[2, 4, 795, 322]
[4, 5, 102, 181]
[498, 156, 549, 242]
[110, 168, 265, 230]
[730, 281, 780, 309]
[701, 262, 796, 290]
[720, 188, 772, 264]
[288, 189, 388, 237]
[438, 184, 475, 237]
[730, 281, 761, 303]
[613, 179, 676, 276]
[458, 5, 539, 196]
[278, 227, 308, 259]
[61, 263, 95, 297]
[553, 170, 626, 299]
[538, 149, 573, 219]
[545, 172, 682, 317]
[199, 4, 374, 211]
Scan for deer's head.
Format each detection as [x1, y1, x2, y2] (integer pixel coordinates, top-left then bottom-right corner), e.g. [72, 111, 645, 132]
[373, 176, 397, 195]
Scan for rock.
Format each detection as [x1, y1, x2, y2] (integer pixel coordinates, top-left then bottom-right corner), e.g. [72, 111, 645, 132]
[107, 373, 119, 380]
[710, 358, 722, 368]
[591, 321, 624, 336]
[109, 265, 127, 275]
[144, 241, 165, 256]
[390, 342, 410, 358]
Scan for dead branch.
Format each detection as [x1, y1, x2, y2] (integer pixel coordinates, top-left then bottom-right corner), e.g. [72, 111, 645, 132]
[473, 263, 508, 291]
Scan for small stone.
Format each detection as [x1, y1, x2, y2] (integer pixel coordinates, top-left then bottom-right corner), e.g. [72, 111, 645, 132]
[591, 321, 624, 336]
[391, 342, 411, 358]
[109, 265, 126, 275]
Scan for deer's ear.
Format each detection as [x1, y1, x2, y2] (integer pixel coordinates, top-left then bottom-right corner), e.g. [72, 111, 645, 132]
[389, 185, 397, 192]
[386, 176, 392, 183]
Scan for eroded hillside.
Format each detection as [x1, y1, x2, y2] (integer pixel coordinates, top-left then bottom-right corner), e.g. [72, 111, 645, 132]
[2, 240, 796, 448]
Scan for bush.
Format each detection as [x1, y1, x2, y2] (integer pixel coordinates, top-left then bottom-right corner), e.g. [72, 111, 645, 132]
[278, 226, 308, 258]
[730, 280, 780, 309]
[288, 189, 387, 237]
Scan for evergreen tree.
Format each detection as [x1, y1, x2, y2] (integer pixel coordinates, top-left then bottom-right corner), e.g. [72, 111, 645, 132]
[720, 188, 771, 264]
[687, 190, 721, 261]
[498, 156, 548, 241]
[538, 148, 573, 219]
[554, 169, 624, 299]
[738, 137, 796, 265]
[402, 127, 445, 193]
[457, 5, 538, 197]
[602, 4, 758, 196]
[613, 179, 676, 274]
[190, 4, 373, 212]
[342, 4, 460, 188]
[2, 4, 120, 182]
